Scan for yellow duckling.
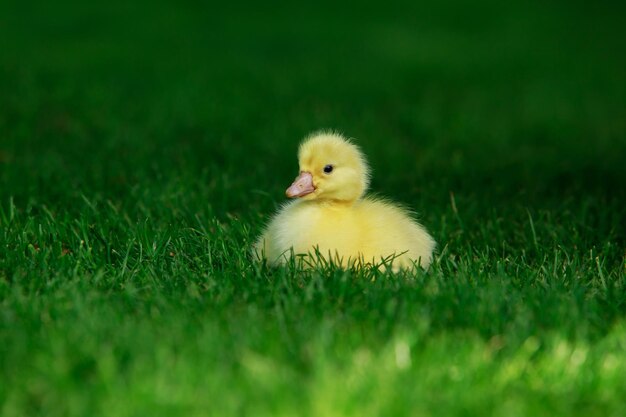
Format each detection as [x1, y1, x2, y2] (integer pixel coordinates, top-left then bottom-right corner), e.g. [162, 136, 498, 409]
[255, 132, 435, 270]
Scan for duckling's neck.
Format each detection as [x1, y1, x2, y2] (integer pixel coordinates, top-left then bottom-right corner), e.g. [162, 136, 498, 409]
[309, 198, 359, 208]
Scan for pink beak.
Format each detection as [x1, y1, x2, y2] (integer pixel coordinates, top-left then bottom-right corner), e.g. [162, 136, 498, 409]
[286, 171, 315, 198]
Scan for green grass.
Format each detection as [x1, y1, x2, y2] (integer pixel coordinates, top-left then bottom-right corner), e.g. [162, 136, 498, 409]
[1, 0, 625, 416]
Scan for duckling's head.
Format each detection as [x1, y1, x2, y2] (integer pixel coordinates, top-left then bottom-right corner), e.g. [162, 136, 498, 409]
[286, 132, 370, 203]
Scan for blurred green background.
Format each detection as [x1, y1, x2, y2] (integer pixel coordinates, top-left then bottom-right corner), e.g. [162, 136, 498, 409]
[2, 0, 625, 208]
[1, 1, 625, 416]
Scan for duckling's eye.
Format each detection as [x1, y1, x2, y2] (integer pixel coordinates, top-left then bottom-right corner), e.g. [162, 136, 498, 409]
[323, 164, 334, 174]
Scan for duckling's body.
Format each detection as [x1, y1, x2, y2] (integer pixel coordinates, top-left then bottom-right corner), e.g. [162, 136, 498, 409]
[255, 132, 435, 270]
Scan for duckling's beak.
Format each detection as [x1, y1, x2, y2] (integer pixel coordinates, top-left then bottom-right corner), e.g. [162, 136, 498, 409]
[286, 171, 315, 198]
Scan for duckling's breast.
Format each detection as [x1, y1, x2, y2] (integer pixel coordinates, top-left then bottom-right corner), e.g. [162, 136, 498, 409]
[272, 201, 364, 263]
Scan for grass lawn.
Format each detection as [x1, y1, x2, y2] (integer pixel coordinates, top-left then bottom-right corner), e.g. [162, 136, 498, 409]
[1, 1, 625, 416]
